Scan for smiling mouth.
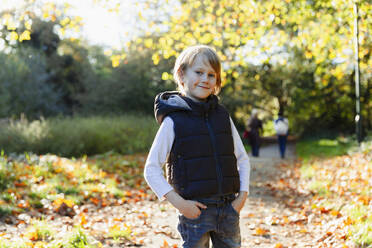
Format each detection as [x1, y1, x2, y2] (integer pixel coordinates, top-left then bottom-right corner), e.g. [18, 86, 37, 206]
[198, 85, 210, 89]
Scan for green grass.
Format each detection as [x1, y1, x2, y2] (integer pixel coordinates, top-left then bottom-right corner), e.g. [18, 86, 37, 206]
[308, 180, 331, 196]
[0, 115, 158, 157]
[0, 205, 13, 217]
[296, 136, 356, 161]
[299, 164, 316, 179]
[0, 222, 98, 248]
[0, 240, 29, 248]
[31, 219, 55, 240]
[106, 226, 132, 241]
[62, 228, 95, 248]
[343, 204, 372, 247]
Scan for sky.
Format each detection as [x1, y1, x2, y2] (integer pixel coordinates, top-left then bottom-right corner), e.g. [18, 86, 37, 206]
[1, 0, 140, 49]
[68, 0, 140, 49]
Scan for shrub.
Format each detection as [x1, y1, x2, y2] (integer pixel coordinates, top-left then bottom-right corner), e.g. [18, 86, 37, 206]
[0, 49, 65, 119]
[0, 115, 158, 157]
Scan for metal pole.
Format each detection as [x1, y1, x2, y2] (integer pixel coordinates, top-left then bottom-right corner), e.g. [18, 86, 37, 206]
[353, 2, 362, 144]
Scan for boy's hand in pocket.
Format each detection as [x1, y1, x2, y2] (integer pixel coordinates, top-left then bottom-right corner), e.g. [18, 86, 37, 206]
[178, 200, 207, 219]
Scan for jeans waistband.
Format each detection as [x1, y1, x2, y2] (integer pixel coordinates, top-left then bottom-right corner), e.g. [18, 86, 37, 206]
[194, 193, 236, 207]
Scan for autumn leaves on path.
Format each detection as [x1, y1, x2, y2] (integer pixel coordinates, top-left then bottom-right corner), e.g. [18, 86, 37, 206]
[240, 156, 317, 247]
[238, 144, 368, 248]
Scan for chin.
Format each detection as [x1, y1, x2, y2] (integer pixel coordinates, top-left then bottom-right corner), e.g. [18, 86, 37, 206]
[197, 92, 212, 98]
[196, 94, 211, 100]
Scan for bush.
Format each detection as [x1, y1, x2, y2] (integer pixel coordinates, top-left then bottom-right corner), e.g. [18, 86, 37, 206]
[77, 48, 174, 115]
[0, 48, 66, 119]
[0, 115, 158, 157]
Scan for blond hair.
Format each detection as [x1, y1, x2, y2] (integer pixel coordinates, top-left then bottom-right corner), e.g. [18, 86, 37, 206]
[173, 45, 222, 95]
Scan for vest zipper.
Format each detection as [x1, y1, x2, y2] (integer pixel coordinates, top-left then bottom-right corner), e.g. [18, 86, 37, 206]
[204, 112, 223, 195]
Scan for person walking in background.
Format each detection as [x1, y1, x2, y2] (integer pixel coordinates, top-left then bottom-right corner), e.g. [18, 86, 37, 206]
[247, 109, 263, 157]
[274, 111, 289, 158]
[144, 45, 250, 248]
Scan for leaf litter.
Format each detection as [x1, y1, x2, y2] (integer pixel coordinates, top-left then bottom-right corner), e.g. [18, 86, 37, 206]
[0, 144, 370, 247]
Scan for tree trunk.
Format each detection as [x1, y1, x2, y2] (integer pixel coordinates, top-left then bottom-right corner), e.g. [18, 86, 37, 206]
[277, 97, 286, 115]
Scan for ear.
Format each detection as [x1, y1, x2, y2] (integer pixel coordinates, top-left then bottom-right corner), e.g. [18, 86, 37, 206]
[177, 68, 185, 85]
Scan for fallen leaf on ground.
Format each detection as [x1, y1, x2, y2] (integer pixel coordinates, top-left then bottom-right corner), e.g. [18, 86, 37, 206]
[254, 227, 269, 235]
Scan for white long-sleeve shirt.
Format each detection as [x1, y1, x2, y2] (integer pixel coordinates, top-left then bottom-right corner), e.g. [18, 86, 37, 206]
[144, 116, 251, 200]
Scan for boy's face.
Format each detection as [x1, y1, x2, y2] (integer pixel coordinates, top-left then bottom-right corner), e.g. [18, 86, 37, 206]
[180, 54, 217, 102]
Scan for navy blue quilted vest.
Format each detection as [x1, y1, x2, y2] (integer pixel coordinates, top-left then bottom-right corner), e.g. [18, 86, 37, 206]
[166, 97, 240, 199]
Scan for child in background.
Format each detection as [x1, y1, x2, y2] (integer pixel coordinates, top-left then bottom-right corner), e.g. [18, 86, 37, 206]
[144, 45, 250, 248]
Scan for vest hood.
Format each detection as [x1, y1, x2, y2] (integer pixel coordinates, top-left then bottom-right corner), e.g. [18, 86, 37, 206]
[154, 91, 220, 124]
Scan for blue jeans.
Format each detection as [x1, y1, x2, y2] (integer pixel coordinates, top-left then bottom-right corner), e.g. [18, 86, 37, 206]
[278, 135, 287, 158]
[177, 194, 241, 248]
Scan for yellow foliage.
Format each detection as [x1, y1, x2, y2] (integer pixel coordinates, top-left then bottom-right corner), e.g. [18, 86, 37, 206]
[221, 71, 227, 83]
[162, 72, 170, 80]
[138, 11, 144, 21]
[109, 224, 120, 232]
[42, 12, 50, 19]
[152, 53, 160, 65]
[56, 10, 62, 17]
[213, 39, 223, 47]
[193, 1, 201, 9]
[111, 55, 120, 67]
[59, 28, 66, 36]
[53, 198, 74, 208]
[104, 49, 112, 56]
[144, 39, 153, 48]
[19, 30, 31, 42]
[305, 51, 313, 59]
[216, 8, 224, 16]
[74, 16, 83, 23]
[10, 31, 19, 41]
[25, 20, 32, 30]
[232, 71, 239, 79]
[163, 49, 171, 59]
[200, 33, 213, 44]
[18, 14, 25, 22]
[60, 17, 70, 26]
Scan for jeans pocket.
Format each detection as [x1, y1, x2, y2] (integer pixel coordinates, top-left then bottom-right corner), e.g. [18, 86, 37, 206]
[181, 210, 204, 223]
[228, 202, 240, 216]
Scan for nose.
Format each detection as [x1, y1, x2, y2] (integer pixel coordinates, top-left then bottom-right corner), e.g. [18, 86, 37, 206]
[201, 73, 208, 83]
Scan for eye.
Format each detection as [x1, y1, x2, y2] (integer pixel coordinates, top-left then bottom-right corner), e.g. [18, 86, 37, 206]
[195, 71, 202, 75]
[208, 73, 215, 78]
